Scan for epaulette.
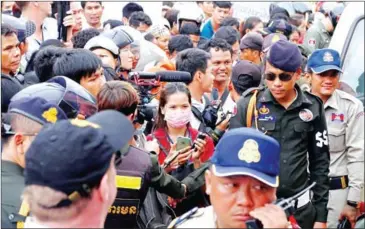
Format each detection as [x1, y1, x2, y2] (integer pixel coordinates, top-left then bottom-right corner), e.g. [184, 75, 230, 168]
[303, 90, 324, 105]
[168, 207, 204, 228]
[241, 86, 265, 98]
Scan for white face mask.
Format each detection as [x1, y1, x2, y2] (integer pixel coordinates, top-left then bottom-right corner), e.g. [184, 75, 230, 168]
[164, 108, 191, 128]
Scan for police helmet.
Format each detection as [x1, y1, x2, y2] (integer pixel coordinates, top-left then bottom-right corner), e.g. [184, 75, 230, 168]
[177, 8, 204, 30]
[101, 27, 134, 50]
[11, 76, 97, 118]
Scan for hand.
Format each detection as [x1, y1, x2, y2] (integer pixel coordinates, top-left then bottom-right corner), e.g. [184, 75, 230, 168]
[164, 145, 191, 171]
[249, 204, 289, 228]
[191, 137, 207, 160]
[145, 139, 160, 154]
[339, 204, 357, 228]
[313, 222, 327, 228]
[216, 113, 231, 132]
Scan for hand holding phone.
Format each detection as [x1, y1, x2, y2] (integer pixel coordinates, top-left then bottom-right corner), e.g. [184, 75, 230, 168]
[176, 137, 192, 151]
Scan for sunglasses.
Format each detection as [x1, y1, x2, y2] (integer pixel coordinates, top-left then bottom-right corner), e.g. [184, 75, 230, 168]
[264, 72, 294, 82]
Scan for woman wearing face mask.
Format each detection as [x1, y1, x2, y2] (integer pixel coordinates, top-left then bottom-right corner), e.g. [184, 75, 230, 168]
[147, 83, 214, 172]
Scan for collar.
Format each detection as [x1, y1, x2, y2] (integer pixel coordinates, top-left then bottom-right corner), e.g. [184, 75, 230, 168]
[1, 160, 24, 176]
[260, 84, 313, 106]
[324, 90, 339, 110]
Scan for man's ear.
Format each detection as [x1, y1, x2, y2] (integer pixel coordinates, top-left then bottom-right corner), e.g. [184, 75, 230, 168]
[205, 170, 212, 195]
[98, 171, 111, 202]
[195, 70, 203, 83]
[228, 80, 233, 92]
[122, 17, 129, 25]
[14, 134, 25, 155]
[294, 68, 302, 80]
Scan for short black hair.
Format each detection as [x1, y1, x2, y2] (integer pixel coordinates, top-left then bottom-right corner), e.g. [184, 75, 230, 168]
[164, 9, 179, 29]
[220, 17, 239, 29]
[1, 23, 17, 36]
[162, 1, 174, 8]
[179, 22, 200, 35]
[103, 19, 124, 29]
[81, 1, 102, 9]
[240, 16, 262, 37]
[176, 48, 211, 84]
[200, 37, 233, 55]
[168, 35, 194, 54]
[214, 26, 239, 46]
[144, 32, 155, 42]
[53, 49, 102, 84]
[129, 11, 152, 28]
[34, 47, 67, 83]
[122, 2, 144, 19]
[213, 1, 232, 9]
[71, 28, 100, 49]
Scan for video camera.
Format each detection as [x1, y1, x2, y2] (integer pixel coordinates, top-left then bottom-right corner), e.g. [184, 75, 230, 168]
[128, 71, 192, 125]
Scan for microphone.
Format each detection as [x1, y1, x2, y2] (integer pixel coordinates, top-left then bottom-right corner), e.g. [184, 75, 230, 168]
[129, 71, 192, 83]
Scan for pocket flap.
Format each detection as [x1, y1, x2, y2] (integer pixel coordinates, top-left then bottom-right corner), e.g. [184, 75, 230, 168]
[294, 123, 314, 132]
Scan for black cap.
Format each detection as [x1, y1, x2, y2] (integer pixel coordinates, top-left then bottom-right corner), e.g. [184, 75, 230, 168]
[231, 60, 262, 94]
[267, 40, 302, 72]
[264, 19, 293, 38]
[24, 110, 134, 207]
[240, 32, 263, 51]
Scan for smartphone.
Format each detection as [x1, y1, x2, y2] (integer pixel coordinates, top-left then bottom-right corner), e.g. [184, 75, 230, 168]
[176, 137, 192, 151]
[191, 133, 206, 150]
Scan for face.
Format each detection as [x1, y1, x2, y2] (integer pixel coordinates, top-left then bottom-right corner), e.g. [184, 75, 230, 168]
[264, 62, 299, 102]
[2, 1, 14, 11]
[212, 6, 230, 25]
[289, 31, 300, 44]
[199, 59, 215, 93]
[119, 44, 134, 70]
[210, 49, 233, 83]
[162, 92, 191, 116]
[201, 1, 214, 17]
[189, 35, 200, 48]
[240, 48, 258, 63]
[310, 70, 339, 98]
[83, 2, 104, 26]
[135, 23, 150, 33]
[80, 67, 106, 98]
[70, 2, 83, 31]
[92, 48, 117, 69]
[231, 42, 240, 63]
[251, 22, 264, 33]
[205, 171, 276, 228]
[1, 34, 21, 75]
[37, 1, 52, 17]
[155, 35, 171, 53]
[131, 46, 141, 69]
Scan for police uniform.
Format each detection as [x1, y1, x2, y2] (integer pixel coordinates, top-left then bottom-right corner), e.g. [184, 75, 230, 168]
[307, 49, 365, 228]
[303, 20, 331, 54]
[169, 128, 298, 228]
[230, 40, 330, 229]
[1, 97, 68, 228]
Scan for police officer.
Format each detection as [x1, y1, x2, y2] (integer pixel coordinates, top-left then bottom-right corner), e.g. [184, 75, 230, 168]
[307, 49, 364, 228]
[303, 3, 344, 54]
[168, 128, 295, 228]
[97, 81, 207, 228]
[1, 97, 67, 228]
[230, 40, 330, 229]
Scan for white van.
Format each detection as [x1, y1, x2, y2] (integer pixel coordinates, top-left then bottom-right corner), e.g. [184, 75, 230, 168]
[329, 2, 364, 105]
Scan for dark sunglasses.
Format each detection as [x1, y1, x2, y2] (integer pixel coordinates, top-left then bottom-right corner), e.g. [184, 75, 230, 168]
[264, 72, 294, 82]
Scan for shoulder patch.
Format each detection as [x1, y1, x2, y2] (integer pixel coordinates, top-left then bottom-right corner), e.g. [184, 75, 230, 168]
[337, 89, 363, 106]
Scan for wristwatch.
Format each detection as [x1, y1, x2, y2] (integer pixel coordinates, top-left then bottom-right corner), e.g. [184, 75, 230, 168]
[347, 200, 359, 208]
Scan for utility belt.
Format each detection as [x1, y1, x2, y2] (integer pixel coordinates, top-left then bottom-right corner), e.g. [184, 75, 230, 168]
[329, 175, 349, 190]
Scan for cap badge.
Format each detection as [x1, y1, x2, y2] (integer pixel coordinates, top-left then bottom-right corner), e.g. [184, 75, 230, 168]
[272, 34, 280, 43]
[42, 107, 58, 123]
[323, 52, 334, 62]
[70, 119, 100, 129]
[259, 105, 270, 115]
[299, 109, 314, 122]
[238, 139, 261, 163]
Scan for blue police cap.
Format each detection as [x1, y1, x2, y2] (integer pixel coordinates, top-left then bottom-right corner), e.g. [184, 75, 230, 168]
[211, 128, 280, 187]
[8, 97, 67, 125]
[267, 39, 302, 73]
[24, 110, 134, 207]
[307, 48, 342, 74]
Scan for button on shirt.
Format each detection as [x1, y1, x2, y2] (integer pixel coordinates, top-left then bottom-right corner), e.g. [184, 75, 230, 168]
[324, 89, 364, 202]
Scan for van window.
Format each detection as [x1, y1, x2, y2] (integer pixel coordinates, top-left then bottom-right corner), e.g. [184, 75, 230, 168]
[341, 18, 364, 100]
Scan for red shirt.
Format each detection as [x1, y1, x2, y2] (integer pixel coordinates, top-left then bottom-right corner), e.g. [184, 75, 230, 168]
[147, 126, 215, 165]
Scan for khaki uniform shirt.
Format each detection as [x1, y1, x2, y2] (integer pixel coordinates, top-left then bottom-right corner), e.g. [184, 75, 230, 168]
[324, 89, 364, 202]
[303, 20, 331, 54]
[169, 206, 216, 228]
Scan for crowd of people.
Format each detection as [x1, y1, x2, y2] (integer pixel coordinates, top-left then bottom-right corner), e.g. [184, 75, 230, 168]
[1, 1, 364, 228]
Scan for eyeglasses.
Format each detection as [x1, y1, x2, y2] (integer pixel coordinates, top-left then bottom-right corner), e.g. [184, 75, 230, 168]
[264, 72, 294, 82]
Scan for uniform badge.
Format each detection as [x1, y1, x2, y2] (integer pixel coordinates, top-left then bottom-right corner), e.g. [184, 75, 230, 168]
[259, 105, 269, 115]
[258, 114, 276, 122]
[272, 34, 280, 43]
[299, 109, 313, 122]
[42, 107, 58, 123]
[308, 38, 316, 46]
[238, 139, 261, 163]
[323, 52, 334, 62]
[331, 113, 344, 122]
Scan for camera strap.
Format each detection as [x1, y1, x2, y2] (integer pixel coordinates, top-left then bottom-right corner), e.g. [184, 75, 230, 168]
[191, 95, 211, 132]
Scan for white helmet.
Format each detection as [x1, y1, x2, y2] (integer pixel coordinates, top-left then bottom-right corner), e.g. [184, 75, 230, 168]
[177, 7, 204, 30]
